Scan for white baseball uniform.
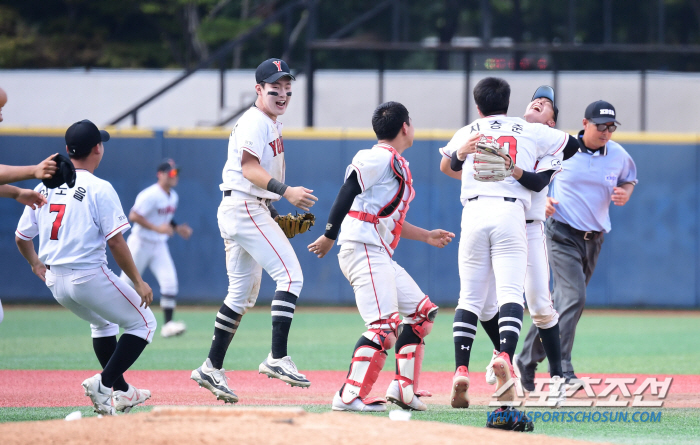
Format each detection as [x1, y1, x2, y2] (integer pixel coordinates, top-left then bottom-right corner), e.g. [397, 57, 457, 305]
[15, 169, 156, 342]
[218, 106, 302, 315]
[120, 184, 179, 300]
[337, 143, 425, 327]
[439, 115, 567, 316]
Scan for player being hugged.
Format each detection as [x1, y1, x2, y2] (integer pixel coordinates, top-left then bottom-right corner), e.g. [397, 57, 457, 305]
[438, 78, 578, 415]
[15, 120, 156, 416]
[191, 58, 317, 404]
[308, 101, 454, 412]
[121, 159, 192, 338]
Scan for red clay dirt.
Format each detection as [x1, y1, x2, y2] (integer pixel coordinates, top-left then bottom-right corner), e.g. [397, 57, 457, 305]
[1, 370, 698, 408]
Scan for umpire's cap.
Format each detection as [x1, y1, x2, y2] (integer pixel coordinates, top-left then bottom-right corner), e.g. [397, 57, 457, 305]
[585, 100, 621, 125]
[255, 58, 295, 84]
[65, 119, 110, 156]
[532, 85, 558, 123]
[42, 153, 76, 189]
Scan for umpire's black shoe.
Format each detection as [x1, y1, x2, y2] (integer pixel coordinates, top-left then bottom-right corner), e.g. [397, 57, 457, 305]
[514, 354, 536, 392]
[563, 371, 579, 383]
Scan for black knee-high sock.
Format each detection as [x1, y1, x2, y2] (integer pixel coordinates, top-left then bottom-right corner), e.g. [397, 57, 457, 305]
[271, 291, 297, 359]
[453, 309, 478, 369]
[162, 295, 176, 323]
[339, 336, 383, 394]
[92, 336, 128, 392]
[538, 322, 563, 377]
[498, 303, 524, 361]
[480, 314, 501, 350]
[100, 334, 148, 389]
[208, 304, 243, 369]
[395, 325, 422, 373]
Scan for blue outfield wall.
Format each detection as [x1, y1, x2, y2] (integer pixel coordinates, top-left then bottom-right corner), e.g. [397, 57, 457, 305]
[0, 131, 698, 308]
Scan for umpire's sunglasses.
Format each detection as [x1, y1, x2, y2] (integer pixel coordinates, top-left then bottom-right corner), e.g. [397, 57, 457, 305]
[593, 123, 617, 133]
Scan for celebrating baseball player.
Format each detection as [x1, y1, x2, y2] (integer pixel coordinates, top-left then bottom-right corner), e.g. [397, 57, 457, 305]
[438, 78, 579, 412]
[15, 119, 156, 416]
[308, 101, 454, 412]
[120, 159, 192, 338]
[191, 58, 317, 404]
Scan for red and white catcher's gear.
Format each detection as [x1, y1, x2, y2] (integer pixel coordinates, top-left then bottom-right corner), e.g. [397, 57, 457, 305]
[364, 313, 400, 351]
[404, 297, 438, 397]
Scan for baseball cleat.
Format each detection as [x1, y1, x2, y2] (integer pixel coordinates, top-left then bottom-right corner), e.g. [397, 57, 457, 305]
[190, 359, 239, 404]
[385, 379, 426, 411]
[485, 349, 499, 385]
[450, 366, 470, 408]
[331, 391, 386, 412]
[113, 384, 151, 413]
[549, 375, 566, 408]
[81, 373, 116, 416]
[492, 352, 518, 403]
[514, 354, 536, 392]
[161, 320, 187, 338]
[258, 353, 310, 388]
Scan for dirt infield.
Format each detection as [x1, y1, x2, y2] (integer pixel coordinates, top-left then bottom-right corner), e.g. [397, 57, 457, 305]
[0, 406, 612, 445]
[1, 370, 698, 408]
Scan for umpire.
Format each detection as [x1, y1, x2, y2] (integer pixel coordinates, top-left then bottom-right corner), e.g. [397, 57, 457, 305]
[516, 100, 638, 387]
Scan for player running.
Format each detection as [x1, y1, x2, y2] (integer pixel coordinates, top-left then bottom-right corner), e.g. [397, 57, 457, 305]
[191, 58, 317, 404]
[309, 101, 454, 412]
[121, 159, 192, 338]
[15, 119, 156, 416]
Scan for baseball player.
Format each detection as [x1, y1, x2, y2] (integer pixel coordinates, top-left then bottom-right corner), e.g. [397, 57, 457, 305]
[120, 159, 192, 338]
[516, 100, 637, 389]
[448, 87, 579, 407]
[308, 101, 454, 412]
[15, 119, 156, 416]
[191, 58, 317, 403]
[438, 77, 579, 408]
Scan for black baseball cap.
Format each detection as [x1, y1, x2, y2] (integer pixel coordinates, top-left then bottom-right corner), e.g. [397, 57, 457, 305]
[255, 58, 295, 84]
[65, 119, 110, 156]
[157, 158, 178, 173]
[585, 100, 621, 125]
[532, 85, 559, 122]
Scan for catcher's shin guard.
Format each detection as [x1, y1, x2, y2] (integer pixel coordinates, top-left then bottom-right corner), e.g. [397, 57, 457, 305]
[407, 297, 438, 396]
[340, 338, 388, 405]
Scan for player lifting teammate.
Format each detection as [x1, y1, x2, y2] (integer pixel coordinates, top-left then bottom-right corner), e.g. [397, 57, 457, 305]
[121, 159, 193, 338]
[191, 58, 317, 403]
[309, 101, 454, 412]
[15, 119, 156, 415]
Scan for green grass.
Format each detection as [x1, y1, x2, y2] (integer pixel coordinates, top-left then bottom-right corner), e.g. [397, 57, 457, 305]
[1, 405, 698, 445]
[0, 306, 698, 374]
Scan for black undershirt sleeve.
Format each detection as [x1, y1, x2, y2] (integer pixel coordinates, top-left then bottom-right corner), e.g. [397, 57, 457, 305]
[517, 169, 555, 193]
[450, 155, 465, 171]
[563, 135, 579, 161]
[324, 171, 363, 240]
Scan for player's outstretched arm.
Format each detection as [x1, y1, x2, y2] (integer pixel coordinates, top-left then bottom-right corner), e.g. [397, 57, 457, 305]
[174, 222, 193, 239]
[129, 210, 174, 236]
[439, 157, 462, 180]
[0, 185, 47, 209]
[401, 221, 455, 248]
[107, 232, 153, 308]
[15, 237, 47, 282]
[0, 154, 58, 184]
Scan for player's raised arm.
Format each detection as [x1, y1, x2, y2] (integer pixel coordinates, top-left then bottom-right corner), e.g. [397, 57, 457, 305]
[400, 221, 455, 248]
[0, 154, 58, 185]
[0, 184, 47, 209]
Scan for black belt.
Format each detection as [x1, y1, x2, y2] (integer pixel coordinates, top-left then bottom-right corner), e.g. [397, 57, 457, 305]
[467, 196, 517, 203]
[223, 190, 271, 206]
[555, 220, 601, 241]
[526, 220, 534, 224]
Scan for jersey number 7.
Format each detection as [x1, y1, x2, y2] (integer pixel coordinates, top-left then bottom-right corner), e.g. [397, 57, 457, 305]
[50, 204, 66, 240]
[497, 136, 518, 163]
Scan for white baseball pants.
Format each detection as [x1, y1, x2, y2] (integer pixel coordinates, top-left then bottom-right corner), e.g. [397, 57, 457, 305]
[121, 235, 178, 297]
[338, 241, 425, 326]
[217, 196, 303, 315]
[46, 265, 157, 342]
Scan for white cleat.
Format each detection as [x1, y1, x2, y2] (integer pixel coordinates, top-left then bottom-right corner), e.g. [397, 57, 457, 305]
[485, 349, 499, 385]
[258, 353, 310, 388]
[385, 380, 426, 411]
[190, 359, 239, 404]
[81, 374, 115, 416]
[113, 384, 151, 413]
[549, 375, 566, 408]
[161, 320, 187, 338]
[332, 391, 386, 412]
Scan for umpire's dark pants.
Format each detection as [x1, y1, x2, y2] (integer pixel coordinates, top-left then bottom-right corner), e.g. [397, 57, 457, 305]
[518, 218, 604, 374]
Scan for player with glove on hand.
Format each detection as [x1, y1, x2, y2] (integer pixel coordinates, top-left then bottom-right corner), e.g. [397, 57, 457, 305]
[309, 101, 454, 413]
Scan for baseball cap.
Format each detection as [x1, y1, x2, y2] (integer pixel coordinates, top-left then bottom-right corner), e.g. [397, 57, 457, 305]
[532, 85, 558, 122]
[65, 119, 110, 156]
[585, 100, 621, 125]
[157, 158, 179, 177]
[255, 58, 295, 84]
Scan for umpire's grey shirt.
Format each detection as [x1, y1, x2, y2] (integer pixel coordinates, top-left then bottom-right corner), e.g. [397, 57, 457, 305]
[550, 130, 638, 232]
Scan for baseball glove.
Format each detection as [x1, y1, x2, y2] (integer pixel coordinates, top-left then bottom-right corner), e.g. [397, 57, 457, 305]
[485, 407, 534, 432]
[275, 212, 315, 238]
[42, 154, 76, 189]
[473, 137, 514, 182]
